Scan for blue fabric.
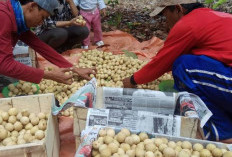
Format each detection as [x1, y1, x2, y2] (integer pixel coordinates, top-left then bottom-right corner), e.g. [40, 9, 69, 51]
[10, 0, 29, 34]
[75, 0, 106, 10]
[172, 55, 232, 141]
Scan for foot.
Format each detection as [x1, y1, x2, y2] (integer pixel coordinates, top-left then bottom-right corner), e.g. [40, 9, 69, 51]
[95, 41, 104, 47]
[81, 45, 89, 49]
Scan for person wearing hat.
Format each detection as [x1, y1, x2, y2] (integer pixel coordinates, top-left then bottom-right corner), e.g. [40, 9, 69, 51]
[0, 0, 95, 85]
[123, 0, 232, 143]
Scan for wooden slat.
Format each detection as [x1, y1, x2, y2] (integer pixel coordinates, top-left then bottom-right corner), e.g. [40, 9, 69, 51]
[75, 136, 81, 150]
[79, 119, 86, 135]
[45, 113, 54, 157]
[180, 117, 198, 138]
[51, 116, 60, 157]
[0, 142, 45, 157]
[76, 108, 88, 120]
[0, 98, 12, 112]
[44, 96, 59, 157]
[38, 93, 54, 113]
[11, 95, 40, 114]
[74, 118, 81, 136]
[73, 107, 88, 136]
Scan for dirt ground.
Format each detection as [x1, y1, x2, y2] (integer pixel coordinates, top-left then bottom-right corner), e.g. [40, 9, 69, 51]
[102, 8, 168, 42]
[101, 1, 232, 42]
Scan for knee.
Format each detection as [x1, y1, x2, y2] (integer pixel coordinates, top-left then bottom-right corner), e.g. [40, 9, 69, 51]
[80, 26, 89, 39]
[51, 30, 68, 42]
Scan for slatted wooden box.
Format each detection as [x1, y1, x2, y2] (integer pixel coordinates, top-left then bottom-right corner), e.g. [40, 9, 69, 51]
[0, 93, 60, 157]
[73, 88, 198, 149]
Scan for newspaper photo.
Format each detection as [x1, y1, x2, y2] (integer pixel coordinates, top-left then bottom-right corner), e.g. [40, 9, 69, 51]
[75, 126, 101, 157]
[99, 87, 177, 115]
[176, 92, 213, 128]
[86, 108, 181, 137]
[138, 111, 181, 136]
[52, 78, 97, 115]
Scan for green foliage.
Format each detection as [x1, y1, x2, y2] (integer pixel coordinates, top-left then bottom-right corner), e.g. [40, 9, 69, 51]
[205, 0, 214, 4]
[107, 11, 122, 27]
[107, 0, 119, 7]
[106, 0, 121, 27]
[127, 22, 135, 30]
[123, 50, 138, 59]
[213, 0, 227, 9]
[204, 0, 228, 9]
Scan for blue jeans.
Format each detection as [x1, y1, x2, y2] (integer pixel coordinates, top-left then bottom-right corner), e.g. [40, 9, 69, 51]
[173, 55, 232, 141]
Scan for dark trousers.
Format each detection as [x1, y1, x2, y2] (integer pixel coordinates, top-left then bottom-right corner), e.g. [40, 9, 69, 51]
[38, 25, 89, 53]
[173, 55, 232, 141]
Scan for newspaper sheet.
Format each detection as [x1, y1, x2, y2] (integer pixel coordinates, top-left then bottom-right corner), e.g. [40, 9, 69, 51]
[177, 92, 213, 128]
[98, 87, 212, 128]
[86, 108, 181, 137]
[100, 87, 177, 115]
[13, 45, 32, 66]
[75, 126, 101, 157]
[52, 78, 97, 115]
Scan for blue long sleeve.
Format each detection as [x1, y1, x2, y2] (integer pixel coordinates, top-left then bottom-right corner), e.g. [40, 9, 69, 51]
[77, 0, 106, 10]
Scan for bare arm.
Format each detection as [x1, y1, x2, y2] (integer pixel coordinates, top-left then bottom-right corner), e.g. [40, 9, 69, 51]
[56, 21, 71, 27]
[56, 17, 85, 27]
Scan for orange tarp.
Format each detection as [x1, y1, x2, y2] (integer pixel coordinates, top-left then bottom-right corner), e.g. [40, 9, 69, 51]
[37, 30, 164, 70]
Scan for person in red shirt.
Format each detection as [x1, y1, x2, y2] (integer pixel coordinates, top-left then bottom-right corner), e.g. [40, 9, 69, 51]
[123, 0, 232, 143]
[0, 0, 95, 85]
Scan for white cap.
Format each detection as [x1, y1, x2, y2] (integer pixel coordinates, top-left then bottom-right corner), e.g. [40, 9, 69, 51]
[150, 0, 201, 17]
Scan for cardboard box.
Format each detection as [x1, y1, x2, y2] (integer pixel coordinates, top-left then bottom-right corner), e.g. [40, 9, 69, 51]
[0, 94, 60, 157]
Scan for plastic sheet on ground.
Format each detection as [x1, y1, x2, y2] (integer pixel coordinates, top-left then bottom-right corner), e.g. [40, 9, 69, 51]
[37, 30, 164, 157]
[59, 116, 76, 157]
[37, 30, 164, 70]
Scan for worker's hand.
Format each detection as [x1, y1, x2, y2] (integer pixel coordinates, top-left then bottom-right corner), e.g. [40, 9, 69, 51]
[123, 76, 137, 88]
[72, 67, 97, 80]
[100, 8, 106, 17]
[69, 18, 79, 26]
[43, 68, 73, 85]
[69, 18, 85, 26]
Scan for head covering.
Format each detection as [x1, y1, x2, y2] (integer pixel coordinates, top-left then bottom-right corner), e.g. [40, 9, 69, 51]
[33, 0, 59, 15]
[150, 0, 201, 17]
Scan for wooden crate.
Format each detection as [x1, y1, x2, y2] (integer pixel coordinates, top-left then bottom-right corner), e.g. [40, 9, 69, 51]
[73, 107, 198, 149]
[0, 93, 60, 157]
[76, 129, 230, 154]
[73, 87, 200, 149]
[73, 107, 198, 137]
